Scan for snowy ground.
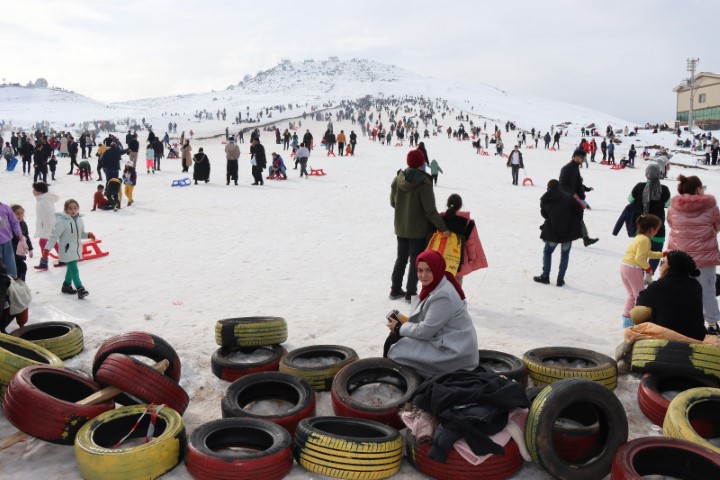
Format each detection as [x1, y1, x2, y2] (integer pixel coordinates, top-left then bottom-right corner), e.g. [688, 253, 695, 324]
[0, 117, 716, 479]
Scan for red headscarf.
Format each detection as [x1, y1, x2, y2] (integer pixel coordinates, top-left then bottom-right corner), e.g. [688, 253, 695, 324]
[415, 250, 465, 302]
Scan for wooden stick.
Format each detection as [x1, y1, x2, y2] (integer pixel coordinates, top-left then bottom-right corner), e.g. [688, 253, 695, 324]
[0, 359, 169, 451]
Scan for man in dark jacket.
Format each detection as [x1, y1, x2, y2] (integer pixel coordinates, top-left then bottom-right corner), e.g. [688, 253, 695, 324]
[152, 138, 164, 171]
[390, 150, 449, 302]
[250, 138, 266, 185]
[506, 145, 524, 185]
[101, 142, 123, 181]
[127, 134, 140, 169]
[33, 137, 52, 182]
[303, 130, 313, 151]
[534, 179, 584, 286]
[67, 136, 80, 174]
[559, 149, 598, 247]
[349, 130, 357, 154]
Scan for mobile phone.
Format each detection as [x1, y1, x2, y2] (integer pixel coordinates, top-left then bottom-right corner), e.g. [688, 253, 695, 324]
[386, 309, 400, 322]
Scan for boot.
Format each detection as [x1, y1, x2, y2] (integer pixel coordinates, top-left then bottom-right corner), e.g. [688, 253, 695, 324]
[77, 287, 89, 299]
[533, 275, 550, 284]
[35, 258, 49, 270]
[61, 282, 77, 294]
[583, 237, 599, 247]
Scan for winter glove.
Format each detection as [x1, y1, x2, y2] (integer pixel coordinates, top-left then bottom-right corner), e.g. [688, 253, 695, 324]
[87, 232, 96, 241]
[643, 272, 654, 286]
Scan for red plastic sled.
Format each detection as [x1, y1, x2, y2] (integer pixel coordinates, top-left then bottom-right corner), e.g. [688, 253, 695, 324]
[47, 239, 109, 264]
[309, 168, 326, 176]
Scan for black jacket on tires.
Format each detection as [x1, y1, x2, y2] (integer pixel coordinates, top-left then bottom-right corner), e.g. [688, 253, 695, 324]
[635, 272, 706, 341]
[539, 187, 583, 243]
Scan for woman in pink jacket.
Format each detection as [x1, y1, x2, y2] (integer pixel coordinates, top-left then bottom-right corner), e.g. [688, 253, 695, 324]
[441, 194, 488, 285]
[667, 175, 720, 335]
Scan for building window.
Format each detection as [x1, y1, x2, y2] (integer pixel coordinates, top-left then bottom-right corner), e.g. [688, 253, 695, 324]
[698, 93, 706, 104]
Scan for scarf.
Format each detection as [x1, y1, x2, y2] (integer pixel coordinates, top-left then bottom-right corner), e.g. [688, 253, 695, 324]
[416, 250, 465, 302]
[642, 163, 662, 214]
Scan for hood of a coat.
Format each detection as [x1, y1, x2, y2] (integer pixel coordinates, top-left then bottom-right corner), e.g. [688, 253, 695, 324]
[397, 168, 432, 192]
[39, 192, 59, 204]
[670, 194, 717, 217]
[541, 188, 567, 205]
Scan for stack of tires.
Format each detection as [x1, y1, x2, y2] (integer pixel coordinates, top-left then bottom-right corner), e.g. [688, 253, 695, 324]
[212, 317, 288, 382]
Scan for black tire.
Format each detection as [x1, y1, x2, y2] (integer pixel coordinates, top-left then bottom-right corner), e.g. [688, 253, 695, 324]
[279, 345, 358, 391]
[477, 350, 528, 386]
[185, 418, 293, 480]
[523, 346, 618, 390]
[631, 339, 720, 379]
[525, 385, 546, 403]
[525, 378, 628, 479]
[330, 357, 421, 428]
[294, 416, 403, 479]
[10, 321, 84, 360]
[611, 437, 720, 479]
[221, 372, 315, 436]
[74, 404, 186, 480]
[215, 317, 288, 348]
[211, 345, 286, 382]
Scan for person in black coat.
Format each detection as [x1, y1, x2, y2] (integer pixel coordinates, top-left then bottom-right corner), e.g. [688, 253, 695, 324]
[101, 142, 123, 180]
[303, 130, 313, 151]
[20, 137, 34, 175]
[33, 137, 52, 182]
[559, 148, 598, 246]
[629, 163, 671, 272]
[632, 250, 706, 341]
[152, 138, 164, 171]
[534, 179, 584, 286]
[192, 148, 211, 184]
[250, 138, 266, 186]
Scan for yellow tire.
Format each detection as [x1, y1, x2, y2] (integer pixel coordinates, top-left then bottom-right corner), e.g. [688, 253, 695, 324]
[294, 416, 403, 479]
[215, 317, 288, 347]
[0, 333, 63, 387]
[280, 345, 358, 391]
[74, 404, 186, 480]
[663, 387, 720, 455]
[523, 346, 618, 390]
[631, 339, 720, 379]
[10, 321, 84, 360]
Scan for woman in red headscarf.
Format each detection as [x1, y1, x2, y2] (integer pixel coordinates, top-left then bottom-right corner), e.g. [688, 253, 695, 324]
[384, 250, 479, 377]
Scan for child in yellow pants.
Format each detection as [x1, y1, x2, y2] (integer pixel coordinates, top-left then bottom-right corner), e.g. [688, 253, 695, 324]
[122, 163, 137, 207]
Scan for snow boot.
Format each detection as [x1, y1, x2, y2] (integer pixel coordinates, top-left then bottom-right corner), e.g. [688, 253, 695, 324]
[34, 258, 49, 270]
[533, 275, 550, 285]
[61, 282, 77, 294]
[388, 288, 405, 300]
[556, 278, 565, 287]
[77, 287, 89, 299]
[583, 237, 599, 247]
[622, 315, 633, 328]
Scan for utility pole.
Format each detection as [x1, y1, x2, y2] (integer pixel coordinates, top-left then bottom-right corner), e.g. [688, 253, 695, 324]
[687, 58, 700, 133]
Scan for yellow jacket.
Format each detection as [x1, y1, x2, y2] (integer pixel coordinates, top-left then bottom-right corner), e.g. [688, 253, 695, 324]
[622, 234, 664, 270]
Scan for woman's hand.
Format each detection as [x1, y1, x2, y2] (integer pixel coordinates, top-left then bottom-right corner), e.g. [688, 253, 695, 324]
[386, 319, 400, 333]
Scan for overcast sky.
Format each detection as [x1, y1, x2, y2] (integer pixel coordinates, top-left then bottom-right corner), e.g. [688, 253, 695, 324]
[1, 0, 717, 124]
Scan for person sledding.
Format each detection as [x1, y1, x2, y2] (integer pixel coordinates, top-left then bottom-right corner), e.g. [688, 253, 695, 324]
[268, 153, 287, 179]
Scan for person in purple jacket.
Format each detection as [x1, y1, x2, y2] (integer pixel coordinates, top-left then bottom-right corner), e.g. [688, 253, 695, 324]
[0, 202, 25, 278]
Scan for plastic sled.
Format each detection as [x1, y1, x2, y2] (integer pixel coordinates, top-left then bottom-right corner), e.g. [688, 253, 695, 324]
[549, 147, 557, 151]
[266, 173, 287, 180]
[526, 146, 534, 149]
[501, 154, 508, 158]
[480, 151, 489, 156]
[47, 239, 109, 264]
[522, 177, 534, 186]
[75, 168, 93, 175]
[611, 164, 625, 170]
[308, 167, 326, 176]
[6, 157, 18, 171]
[171, 177, 191, 187]
[326, 151, 336, 157]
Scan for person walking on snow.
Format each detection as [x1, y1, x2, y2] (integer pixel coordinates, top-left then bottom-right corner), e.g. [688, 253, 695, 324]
[429, 159, 443, 185]
[559, 148, 598, 246]
[506, 145, 524, 185]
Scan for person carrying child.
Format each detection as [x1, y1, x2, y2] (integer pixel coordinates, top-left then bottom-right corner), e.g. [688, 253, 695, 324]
[440, 194, 488, 285]
[43, 199, 94, 299]
[92, 185, 109, 211]
[122, 163, 137, 207]
[620, 214, 664, 328]
[429, 159, 443, 185]
[10, 205, 33, 281]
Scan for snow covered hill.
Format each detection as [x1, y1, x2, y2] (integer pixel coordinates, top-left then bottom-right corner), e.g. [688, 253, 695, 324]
[0, 58, 633, 133]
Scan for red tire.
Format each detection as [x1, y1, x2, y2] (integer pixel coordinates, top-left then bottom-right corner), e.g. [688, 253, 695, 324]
[637, 373, 719, 436]
[407, 434, 523, 480]
[221, 372, 315, 436]
[185, 418, 293, 480]
[211, 345, 286, 382]
[611, 437, 720, 479]
[92, 331, 181, 382]
[330, 357, 421, 429]
[2, 365, 114, 444]
[95, 353, 189, 414]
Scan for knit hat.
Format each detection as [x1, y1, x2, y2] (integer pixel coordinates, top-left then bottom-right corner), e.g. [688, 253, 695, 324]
[572, 147, 587, 158]
[665, 250, 700, 277]
[407, 149, 425, 168]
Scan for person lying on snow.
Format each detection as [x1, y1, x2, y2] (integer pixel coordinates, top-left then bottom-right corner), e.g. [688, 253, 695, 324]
[384, 249, 479, 378]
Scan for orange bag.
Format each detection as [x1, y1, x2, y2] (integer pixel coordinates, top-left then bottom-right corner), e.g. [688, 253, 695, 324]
[427, 231, 462, 275]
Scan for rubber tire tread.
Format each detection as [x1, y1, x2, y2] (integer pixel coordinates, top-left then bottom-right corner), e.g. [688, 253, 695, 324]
[211, 344, 286, 382]
[477, 349, 528, 386]
[95, 353, 189, 414]
[74, 404, 186, 480]
[293, 416, 403, 480]
[215, 317, 288, 348]
[185, 418, 293, 480]
[0, 333, 63, 387]
[662, 386, 720, 455]
[637, 373, 719, 434]
[631, 339, 720, 379]
[3, 365, 114, 444]
[407, 434, 522, 480]
[92, 331, 182, 382]
[525, 377, 628, 480]
[523, 346, 618, 390]
[221, 372, 315, 436]
[611, 437, 720, 479]
[10, 321, 84, 360]
[330, 357, 421, 428]
[279, 345, 358, 392]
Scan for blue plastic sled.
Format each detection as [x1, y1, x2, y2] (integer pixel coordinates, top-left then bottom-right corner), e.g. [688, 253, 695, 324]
[171, 177, 191, 187]
[6, 157, 18, 172]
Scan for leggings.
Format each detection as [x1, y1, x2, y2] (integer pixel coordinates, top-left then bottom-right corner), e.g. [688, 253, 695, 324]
[64, 260, 83, 288]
